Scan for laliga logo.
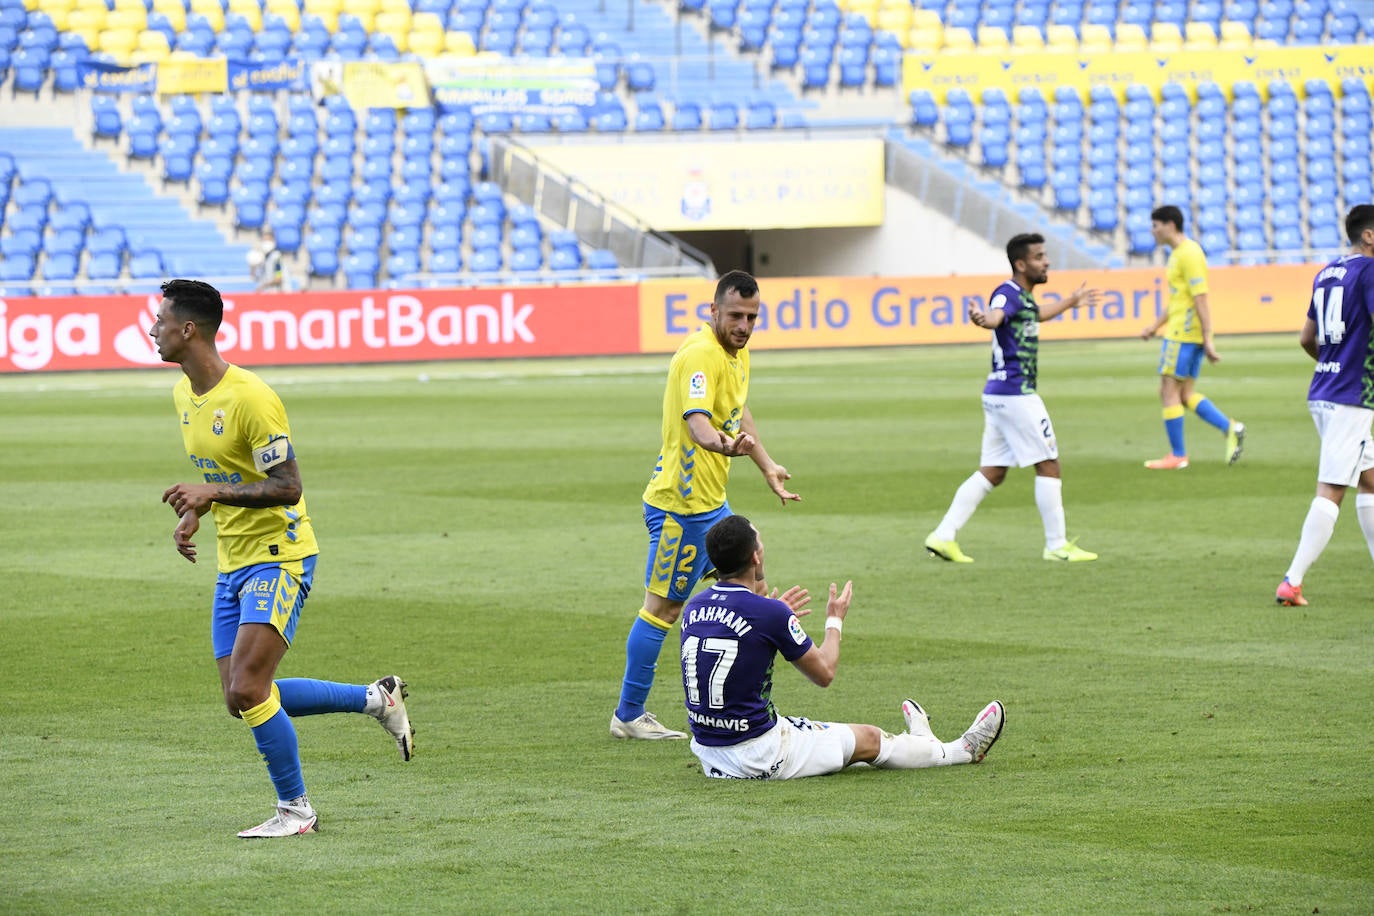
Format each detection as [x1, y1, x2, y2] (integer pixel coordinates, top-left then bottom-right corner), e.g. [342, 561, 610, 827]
[113, 296, 164, 365]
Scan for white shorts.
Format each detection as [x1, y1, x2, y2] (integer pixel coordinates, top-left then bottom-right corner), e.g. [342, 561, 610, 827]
[980, 393, 1058, 468]
[690, 716, 856, 780]
[1310, 400, 1374, 486]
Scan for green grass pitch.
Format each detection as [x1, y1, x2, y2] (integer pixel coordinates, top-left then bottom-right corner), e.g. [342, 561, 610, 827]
[1, 335, 1370, 913]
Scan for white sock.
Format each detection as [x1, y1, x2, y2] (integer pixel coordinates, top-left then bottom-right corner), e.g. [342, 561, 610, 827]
[363, 683, 383, 716]
[1357, 493, 1374, 562]
[873, 732, 956, 769]
[1035, 476, 1067, 550]
[1286, 496, 1340, 585]
[934, 472, 995, 541]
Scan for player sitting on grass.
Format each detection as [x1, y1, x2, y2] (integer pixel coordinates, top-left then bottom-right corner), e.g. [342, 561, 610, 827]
[678, 513, 1003, 780]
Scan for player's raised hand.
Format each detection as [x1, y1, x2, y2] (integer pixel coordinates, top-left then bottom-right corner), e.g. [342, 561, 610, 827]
[826, 580, 853, 620]
[1071, 282, 1100, 309]
[968, 303, 989, 327]
[764, 464, 800, 505]
[173, 511, 200, 563]
[767, 585, 812, 616]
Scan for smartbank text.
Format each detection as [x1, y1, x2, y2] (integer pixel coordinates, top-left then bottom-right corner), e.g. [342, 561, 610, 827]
[0, 293, 537, 371]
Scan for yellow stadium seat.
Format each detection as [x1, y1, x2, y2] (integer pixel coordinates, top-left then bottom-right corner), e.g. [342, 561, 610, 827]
[66, 6, 106, 31]
[40, 6, 70, 28]
[1078, 24, 1112, 53]
[137, 27, 170, 52]
[302, 0, 342, 19]
[374, 8, 410, 32]
[411, 10, 443, 32]
[1150, 22, 1184, 51]
[1045, 24, 1078, 51]
[1114, 23, 1148, 51]
[910, 8, 939, 29]
[97, 26, 138, 61]
[905, 25, 941, 51]
[1218, 20, 1252, 48]
[1011, 25, 1043, 50]
[38, 0, 79, 15]
[941, 26, 974, 51]
[977, 25, 1009, 50]
[876, 5, 911, 34]
[110, 0, 145, 12]
[341, 0, 381, 15]
[130, 47, 171, 64]
[408, 28, 444, 56]
[443, 30, 476, 54]
[106, 7, 147, 30]
[379, 0, 410, 11]
[1184, 21, 1217, 49]
[73, 0, 106, 11]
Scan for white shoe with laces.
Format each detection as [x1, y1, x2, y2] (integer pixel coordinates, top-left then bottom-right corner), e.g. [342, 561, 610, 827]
[370, 675, 415, 761]
[901, 698, 934, 738]
[237, 800, 318, 838]
[960, 700, 1005, 763]
[609, 711, 687, 739]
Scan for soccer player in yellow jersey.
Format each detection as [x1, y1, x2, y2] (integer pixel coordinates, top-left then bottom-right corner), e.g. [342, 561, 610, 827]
[1140, 205, 1246, 470]
[611, 270, 800, 739]
[151, 279, 414, 838]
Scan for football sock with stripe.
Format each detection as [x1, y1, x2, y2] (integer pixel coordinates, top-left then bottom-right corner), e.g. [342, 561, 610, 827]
[873, 732, 965, 768]
[1163, 404, 1187, 456]
[1185, 392, 1231, 434]
[616, 610, 670, 722]
[241, 684, 306, 803]
[276, 678, 367, 717]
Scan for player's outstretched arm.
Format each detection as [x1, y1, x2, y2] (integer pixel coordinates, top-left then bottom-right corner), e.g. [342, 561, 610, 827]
[792, 581, 853, 687]
[740, 407, 800, 505]
[1040, 282, 1100, 321]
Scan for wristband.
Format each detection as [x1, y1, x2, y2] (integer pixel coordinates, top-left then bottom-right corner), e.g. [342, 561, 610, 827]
[824, 617, 842, 634]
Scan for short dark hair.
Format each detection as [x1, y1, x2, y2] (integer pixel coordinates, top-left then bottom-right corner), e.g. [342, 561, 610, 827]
[1005, 233, 1044, 270]
[1345, 205, 1374, 245]
[161, 279, 224, 336]
[705, 514, 758, 578]
[714, 269, 759, 304]
[1151, 205, 1185, 231]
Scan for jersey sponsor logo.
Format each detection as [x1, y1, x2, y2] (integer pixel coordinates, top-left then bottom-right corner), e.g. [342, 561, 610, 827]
[787, 615, 806, 645]
[1315, 361, 1342, 374]
[688, 370, 707, 399]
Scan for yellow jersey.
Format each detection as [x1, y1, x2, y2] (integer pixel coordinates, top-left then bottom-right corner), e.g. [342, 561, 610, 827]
[172, 364, 318, 573]
[642, 325, 750, 515]
[1163, 237, 1210, 343]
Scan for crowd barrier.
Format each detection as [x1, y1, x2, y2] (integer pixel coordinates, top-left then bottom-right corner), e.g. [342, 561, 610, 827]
[0, 262, 1322, 372]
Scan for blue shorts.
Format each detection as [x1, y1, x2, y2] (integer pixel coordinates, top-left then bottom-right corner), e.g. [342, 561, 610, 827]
[1158, 340, 1205, 380]
[211, 556, 317, 659]
[643, 502, 731, 601]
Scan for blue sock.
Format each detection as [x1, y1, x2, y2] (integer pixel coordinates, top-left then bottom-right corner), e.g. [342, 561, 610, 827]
[615, 611, 670, 722]
[1188, 394, 1231, 433]
[1163, 406, 1187, 456]
[277, 678, 367, 717]
[243, 687, 305, 803]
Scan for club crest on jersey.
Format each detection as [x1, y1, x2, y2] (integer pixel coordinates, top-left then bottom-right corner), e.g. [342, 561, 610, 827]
[787, 615, 806, 645]
[688, 371, 707, 399]
[675, 574, 689, 592]
[212, 408, 226, 436]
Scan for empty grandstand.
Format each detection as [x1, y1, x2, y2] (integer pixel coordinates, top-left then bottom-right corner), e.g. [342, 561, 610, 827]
[0, 0, 1370, 294]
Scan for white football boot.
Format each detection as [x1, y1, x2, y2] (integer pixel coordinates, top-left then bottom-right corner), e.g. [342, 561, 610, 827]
[237, 800, 318, 838]
[609, 711, 686, 739]
[368, 675, 415, 762]
[960, 700, 1005, 763]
